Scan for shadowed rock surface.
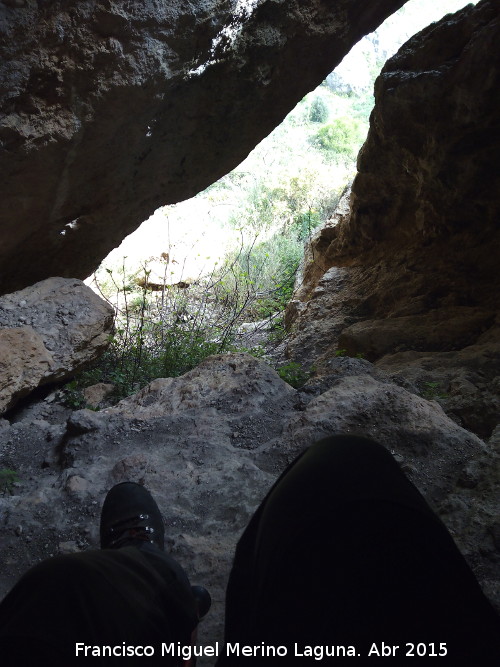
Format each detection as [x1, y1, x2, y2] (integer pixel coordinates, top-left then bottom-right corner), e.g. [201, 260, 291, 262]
[0, 0, 406, 294]
[1, 353, 497, 665]
[286, 0, 500, 440]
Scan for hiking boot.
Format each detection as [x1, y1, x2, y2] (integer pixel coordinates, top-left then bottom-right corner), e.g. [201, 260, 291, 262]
[100, 481, 165, 550]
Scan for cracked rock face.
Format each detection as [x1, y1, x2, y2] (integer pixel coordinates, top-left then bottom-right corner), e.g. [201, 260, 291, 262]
[349, 0, 500, 256]
[0, 327, 54, 414]
[286, 0, 500, 439]
[0, 0, 406, 294]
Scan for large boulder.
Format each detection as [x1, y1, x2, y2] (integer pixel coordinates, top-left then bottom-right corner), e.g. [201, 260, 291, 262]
[0, 0, 407, 294]
[0, 326, 55, 413]
[0, 277, 114, 412]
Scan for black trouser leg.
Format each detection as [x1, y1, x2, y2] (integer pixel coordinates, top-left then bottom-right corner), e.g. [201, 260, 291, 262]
[0, 545, 197, 665]
[219, 435, 500, 664]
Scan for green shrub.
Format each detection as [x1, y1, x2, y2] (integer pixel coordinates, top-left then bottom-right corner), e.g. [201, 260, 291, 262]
[74, 235, 302, 404]
[351, 94, 374, 122]
[291, 208, 321, 242]
[222, 232, 302, 320]
[60, 380, 87, 409]
[421, 381, 449, 400]
[310, 116, 367, 160]
[309, 96, 329, 123]
[0, 468, 19, 495]
[266, 315, 288, 344]
[235, 344, 266, 359]
[62, 330, 226, 404]
[277, 362, 313, 388]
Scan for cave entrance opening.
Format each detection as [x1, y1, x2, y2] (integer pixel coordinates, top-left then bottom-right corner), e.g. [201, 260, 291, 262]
[82, 0, 477, 404]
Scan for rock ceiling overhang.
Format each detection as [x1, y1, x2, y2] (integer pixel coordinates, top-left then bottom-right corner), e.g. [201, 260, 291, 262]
[0, 0, 406, 294]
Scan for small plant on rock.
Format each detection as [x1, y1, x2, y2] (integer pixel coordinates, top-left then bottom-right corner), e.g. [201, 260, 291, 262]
[277, 362, 313, 388]
[421, 381, 449, 400]
[60, 380, 87, 409]
[267, 315, 288, 345]
[0, 468, 19, 495]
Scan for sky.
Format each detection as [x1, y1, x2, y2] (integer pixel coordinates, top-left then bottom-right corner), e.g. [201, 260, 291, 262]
[333, 0, 479, 90]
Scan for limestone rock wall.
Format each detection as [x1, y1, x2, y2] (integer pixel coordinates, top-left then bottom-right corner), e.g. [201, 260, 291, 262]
[0, 0, 406, 294]
[346, 0, 500, 256]
[286, 0, 500, 439]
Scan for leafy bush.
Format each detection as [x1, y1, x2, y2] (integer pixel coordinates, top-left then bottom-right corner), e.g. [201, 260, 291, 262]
[231, 233, 302, 319]
[351, 94, 375, 122]
[69, 239, 301, 404]
[309, 96, 329, 123]
[277, 362, 313, 388]
[76, 263, 245, 401]
[310, 116, 367, 160]
[291, 208, 321, 241]
[61, 379, 88, 409]
[267, 314, 288, 344]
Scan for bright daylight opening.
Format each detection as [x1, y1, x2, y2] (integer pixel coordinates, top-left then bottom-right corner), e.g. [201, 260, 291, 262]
[84, 0, 478, 400]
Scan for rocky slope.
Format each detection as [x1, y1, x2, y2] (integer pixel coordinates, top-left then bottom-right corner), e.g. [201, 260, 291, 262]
[0, 0, 406, 294]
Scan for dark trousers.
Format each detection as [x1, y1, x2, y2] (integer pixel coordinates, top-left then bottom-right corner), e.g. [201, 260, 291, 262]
[218, 435, 500, 664]
[0, 542, 197, 665]
[1, 435, 499, 665]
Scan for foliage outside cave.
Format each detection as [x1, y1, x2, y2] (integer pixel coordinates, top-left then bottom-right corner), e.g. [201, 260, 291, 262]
[67, 82, 366, 404]
[65, 0, 472, 404]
